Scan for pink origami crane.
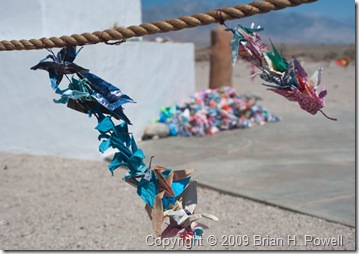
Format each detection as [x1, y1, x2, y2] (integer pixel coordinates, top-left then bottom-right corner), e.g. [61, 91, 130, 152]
[267, 57, 336, 120]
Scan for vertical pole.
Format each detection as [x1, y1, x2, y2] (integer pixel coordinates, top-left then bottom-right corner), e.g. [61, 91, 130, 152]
[209, 26, 233, 89]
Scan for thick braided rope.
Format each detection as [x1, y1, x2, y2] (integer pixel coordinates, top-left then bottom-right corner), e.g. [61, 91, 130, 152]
[0, 0, 317, 51]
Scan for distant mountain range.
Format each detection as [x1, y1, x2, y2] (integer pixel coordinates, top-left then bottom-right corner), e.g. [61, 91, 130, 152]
[142, 0, 355, 45]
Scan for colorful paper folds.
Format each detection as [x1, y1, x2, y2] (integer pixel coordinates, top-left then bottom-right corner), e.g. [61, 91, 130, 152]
[31, 46, 218, 242]
[227, 24, 337, 121]
[156, 86, 280, 137]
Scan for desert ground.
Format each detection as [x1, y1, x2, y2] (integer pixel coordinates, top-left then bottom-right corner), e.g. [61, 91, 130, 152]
[0, 44, 355, 250]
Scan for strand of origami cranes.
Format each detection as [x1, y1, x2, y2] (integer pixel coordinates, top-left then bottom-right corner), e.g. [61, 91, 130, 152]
[31, 46, 219, 241]
[224, 22, 336, 121]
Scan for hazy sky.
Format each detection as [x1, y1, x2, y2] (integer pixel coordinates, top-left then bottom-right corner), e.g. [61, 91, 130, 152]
[141, 0, 355, 20]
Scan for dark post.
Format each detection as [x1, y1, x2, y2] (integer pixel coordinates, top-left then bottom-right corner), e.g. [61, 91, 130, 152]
[209, 26, 233, 89]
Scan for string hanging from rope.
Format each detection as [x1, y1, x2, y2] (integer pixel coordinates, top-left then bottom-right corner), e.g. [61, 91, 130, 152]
[0, 0, 317, 51]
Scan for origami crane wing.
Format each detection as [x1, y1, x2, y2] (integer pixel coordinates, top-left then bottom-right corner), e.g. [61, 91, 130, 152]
[57, 46, 82, 63]
[67, 98, 117, 118]
[145, 191, 165, 236]
[81, 72, 135, 124]
[265, 40, 287, 73]
[228, 24, 264, 65]
[164, 181, 218, 228]
[308, 67, 323, 89]
[53, 89, 90, 104]
[30, 61, 89, 76]
[267, 88, 299, 102]
[154, 166, 175, 196]
[31, 61, 89, 90]
[182, 181, 218, 223]
[84, 73, 135, 107]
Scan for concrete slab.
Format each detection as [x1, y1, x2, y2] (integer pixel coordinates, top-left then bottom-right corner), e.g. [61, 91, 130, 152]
[139, 109, 355, 227]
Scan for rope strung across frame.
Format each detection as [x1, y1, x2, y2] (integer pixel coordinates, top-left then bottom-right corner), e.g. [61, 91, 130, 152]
[0, 0, 317, 51]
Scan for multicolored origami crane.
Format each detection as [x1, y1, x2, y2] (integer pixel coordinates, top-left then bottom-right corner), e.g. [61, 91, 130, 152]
[161, 181, 218, 240]
[31, 46, 218, 241]
[227, 24, 337, 121]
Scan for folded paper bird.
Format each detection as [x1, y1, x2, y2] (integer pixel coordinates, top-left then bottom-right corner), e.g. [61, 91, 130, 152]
[31, 46, 135, 124]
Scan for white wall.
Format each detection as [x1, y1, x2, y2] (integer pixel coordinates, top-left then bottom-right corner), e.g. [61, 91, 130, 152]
[0, 0, 195, 160]
[1, 0, 142, 39]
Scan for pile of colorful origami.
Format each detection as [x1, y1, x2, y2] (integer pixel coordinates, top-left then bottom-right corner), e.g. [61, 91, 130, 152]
[156, 86, 281, 137]
[31, 46, 218, 242]
[226, 23, 336, 120]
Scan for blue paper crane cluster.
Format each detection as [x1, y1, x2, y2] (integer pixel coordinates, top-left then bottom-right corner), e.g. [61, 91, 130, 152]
[31, 46, 135, 124]
[31, 46, 218, 241]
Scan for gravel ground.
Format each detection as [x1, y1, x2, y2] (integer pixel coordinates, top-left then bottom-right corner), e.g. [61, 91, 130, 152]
[0, 153, 355, 250]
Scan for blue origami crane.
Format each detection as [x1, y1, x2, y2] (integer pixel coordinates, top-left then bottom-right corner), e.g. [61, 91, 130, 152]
[83, 72, 135, 124]
[31, 46, 89, 90]
[95, 116, 145, 175]
[32, 46, 135, 124]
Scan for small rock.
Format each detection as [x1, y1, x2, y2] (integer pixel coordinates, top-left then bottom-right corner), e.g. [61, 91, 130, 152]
[142, 123, 170, 140]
